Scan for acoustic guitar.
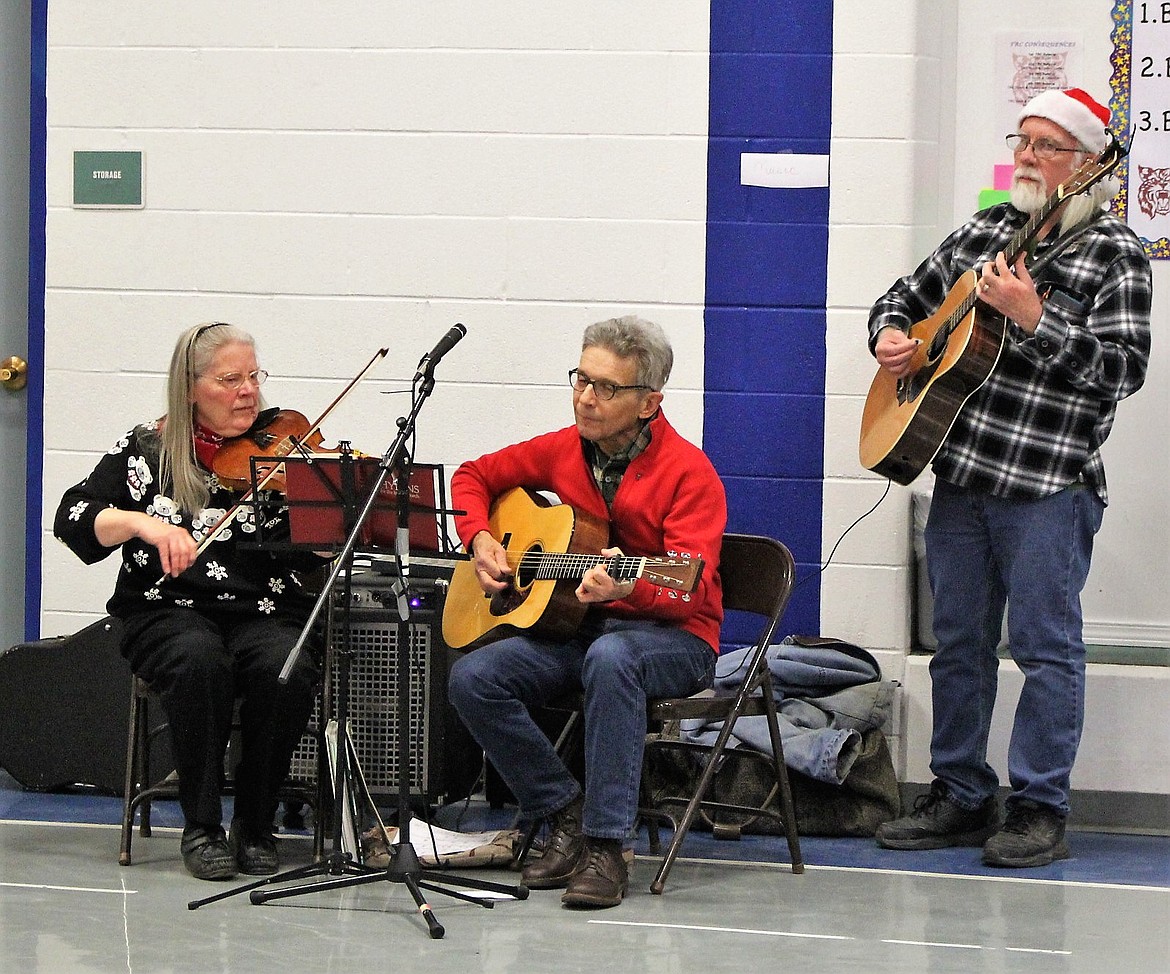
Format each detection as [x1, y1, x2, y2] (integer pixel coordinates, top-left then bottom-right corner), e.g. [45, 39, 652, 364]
[441, 486, 704, 650]
[858, 136, 1126, 486]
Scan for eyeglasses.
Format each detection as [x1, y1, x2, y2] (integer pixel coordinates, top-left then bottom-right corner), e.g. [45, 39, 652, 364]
[1005, 133, 1082, 161]
[203, 369, 268, 390]
[568, 368, 650, 401]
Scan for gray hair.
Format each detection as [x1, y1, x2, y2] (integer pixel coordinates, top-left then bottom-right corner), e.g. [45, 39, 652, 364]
[581, 315, 673, 391]
[160, 322, 258, 514]
[1059, 164, 1119, 232]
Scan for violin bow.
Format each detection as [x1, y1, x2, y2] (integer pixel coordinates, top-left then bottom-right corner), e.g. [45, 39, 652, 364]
[153, 346, 390, 585]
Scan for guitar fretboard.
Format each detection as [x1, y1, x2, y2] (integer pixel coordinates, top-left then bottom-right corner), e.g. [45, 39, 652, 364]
[509, 552, 648, 581]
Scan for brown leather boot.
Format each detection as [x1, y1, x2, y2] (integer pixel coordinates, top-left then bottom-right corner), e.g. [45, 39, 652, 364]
[561, 837, 628, 908]
[521, 795, 586, 889]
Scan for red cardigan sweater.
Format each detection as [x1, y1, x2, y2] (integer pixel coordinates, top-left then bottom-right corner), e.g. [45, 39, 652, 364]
[451, 411, 726, 651]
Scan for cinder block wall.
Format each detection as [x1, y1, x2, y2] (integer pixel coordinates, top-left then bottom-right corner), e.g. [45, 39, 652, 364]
[39, 4, 715, 632]
[36, 1, 1168, 813]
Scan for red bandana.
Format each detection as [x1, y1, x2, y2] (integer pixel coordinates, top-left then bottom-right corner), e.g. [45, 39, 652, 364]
[192, 423, 224, 471]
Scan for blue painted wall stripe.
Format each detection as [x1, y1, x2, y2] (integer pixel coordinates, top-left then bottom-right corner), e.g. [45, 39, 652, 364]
[704, 2, 833, 642]
[24, 0, 47, 640]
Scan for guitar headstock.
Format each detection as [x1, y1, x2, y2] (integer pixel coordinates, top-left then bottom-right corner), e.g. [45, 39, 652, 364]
[642, 555, 705, 593]
[1056, 133, 1128, 201]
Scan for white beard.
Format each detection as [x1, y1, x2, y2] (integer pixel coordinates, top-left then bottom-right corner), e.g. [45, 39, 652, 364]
[1010, 166, 1048, 214]
[1010, 158, 1114, 232]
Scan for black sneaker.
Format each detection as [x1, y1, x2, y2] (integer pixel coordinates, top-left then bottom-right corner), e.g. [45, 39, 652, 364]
[228, 819, 280, 875]
[876, 781, 999, 850]
[180, 825, 237, 881]
[982, 800, 1069, 868]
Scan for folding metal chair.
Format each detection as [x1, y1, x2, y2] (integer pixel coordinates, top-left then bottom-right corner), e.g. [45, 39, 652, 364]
[641, 533, 804, 893]
[514, 533, 804, 894]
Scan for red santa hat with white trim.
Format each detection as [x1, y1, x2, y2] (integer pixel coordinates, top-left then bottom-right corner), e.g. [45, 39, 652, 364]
[1018, 88, 1111, 154]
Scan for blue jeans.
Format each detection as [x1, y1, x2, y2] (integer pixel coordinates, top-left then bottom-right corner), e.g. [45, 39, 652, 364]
[924, 478, 1104, 816]
[448, 617, 715, 839]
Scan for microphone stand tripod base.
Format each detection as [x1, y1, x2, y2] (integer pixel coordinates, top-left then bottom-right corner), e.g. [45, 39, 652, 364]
[186, 852, 378, 911]
[198, 330, 526, 939]
[245, 840, 529, 940]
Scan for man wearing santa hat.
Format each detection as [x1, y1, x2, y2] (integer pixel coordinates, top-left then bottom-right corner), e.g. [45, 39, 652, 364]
[866, 89, 1152, 867]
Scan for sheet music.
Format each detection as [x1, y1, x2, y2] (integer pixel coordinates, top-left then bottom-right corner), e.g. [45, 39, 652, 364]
[324, 719, 360, 860]
[387, 818, 510, 857]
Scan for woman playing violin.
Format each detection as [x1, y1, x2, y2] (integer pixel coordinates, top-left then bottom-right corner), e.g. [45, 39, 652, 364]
[54, 322, 328, 881]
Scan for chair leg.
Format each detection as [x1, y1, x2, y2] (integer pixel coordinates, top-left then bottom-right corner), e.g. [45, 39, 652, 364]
[649, 684, 805, 893]
[649, 692, 750, 895]
[762, 686, 803, 874]
[644, 804, 662, 856]
[138, 715, 157, 838]
[637, 761, 669, 855]
[119, 681, 144, 866]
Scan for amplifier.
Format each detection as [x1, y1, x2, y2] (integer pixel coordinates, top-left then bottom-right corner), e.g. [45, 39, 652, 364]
[289, 568, 478, 803]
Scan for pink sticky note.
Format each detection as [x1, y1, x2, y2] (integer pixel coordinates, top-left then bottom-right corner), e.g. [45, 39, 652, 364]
[994, 164, 1014, 191]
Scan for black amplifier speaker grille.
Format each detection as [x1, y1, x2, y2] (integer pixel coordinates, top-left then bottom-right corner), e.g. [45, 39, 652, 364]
[289, 572, 470, 801]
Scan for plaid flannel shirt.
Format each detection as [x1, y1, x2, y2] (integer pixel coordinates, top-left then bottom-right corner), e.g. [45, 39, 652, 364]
[868, 203, 1152, 504]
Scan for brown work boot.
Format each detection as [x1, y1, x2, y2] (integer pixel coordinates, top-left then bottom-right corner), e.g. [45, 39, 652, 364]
[522, 795, 586, 889]
[561, 838, 628, 909]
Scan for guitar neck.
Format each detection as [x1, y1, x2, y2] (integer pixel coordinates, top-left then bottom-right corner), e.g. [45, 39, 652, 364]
[510, 549, 702, 593]
[941, 186, 1066, 345]
[1004, 195, 1060, 265]
[518, 552, 648, 582]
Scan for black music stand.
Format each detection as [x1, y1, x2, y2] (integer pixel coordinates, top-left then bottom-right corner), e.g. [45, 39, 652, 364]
[191, 337, 527, 938]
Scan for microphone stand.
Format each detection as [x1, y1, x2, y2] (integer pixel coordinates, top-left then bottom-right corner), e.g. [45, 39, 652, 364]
[188, 446, 383, 911]
[194, 329, 527, 939]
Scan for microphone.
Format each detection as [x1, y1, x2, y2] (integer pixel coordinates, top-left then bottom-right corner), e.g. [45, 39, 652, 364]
[416, 323, 467, 377]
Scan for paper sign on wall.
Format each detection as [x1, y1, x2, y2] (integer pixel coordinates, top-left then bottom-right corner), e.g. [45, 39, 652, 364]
[740, 152, 829, 189]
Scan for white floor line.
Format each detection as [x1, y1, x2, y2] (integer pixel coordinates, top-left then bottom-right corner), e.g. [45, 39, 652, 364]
[593, 921, 1075, 957]
[588, 920, 852, 941]
[670, 854, 1170, 893]
[0, 881, 137, 895]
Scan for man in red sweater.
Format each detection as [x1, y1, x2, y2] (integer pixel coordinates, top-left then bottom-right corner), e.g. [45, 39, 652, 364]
[447, 315, 726, 908]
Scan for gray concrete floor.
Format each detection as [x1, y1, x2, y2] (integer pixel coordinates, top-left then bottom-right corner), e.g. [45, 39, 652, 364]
[2, 785, 1168, 974]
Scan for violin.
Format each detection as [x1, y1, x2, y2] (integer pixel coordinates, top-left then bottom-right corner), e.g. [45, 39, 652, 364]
[154, 346, 389, 585]
[211, 408, 328, 492]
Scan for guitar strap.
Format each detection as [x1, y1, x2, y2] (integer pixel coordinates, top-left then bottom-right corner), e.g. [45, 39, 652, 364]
[1026, 212, 1105, 280]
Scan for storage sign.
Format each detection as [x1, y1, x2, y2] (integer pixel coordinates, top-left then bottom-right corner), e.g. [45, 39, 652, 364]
[73, 151, 144, 208]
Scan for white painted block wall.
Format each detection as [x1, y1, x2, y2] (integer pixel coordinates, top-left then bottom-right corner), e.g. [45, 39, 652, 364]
[39, 0, 1168, 803]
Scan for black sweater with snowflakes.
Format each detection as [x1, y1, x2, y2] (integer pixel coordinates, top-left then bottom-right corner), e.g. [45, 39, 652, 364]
[54, 413, 325, 622]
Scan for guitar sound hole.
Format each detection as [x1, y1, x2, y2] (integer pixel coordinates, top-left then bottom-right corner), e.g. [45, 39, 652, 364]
[926, 331, 949, 362]
[515, 544, 541, 587]
[486, 544, 541, 618]
[898, 359, 941, 405]
[489, 587, 526, 618]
